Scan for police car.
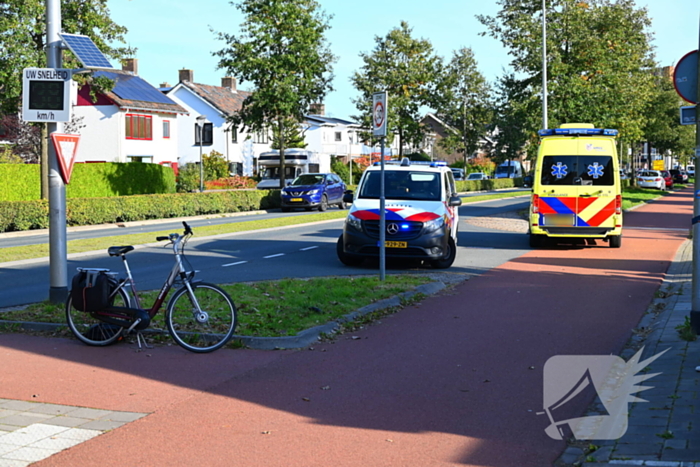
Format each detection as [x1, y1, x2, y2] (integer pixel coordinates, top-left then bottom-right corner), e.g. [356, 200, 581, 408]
[337, 159, 462, 268]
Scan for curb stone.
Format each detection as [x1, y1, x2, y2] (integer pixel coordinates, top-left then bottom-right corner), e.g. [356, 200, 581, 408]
[0, 277, 461, 351]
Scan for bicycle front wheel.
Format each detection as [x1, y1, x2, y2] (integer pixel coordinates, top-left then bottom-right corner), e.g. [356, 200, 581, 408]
[66, 284, 130, 346]
[166, 282, 237, 353]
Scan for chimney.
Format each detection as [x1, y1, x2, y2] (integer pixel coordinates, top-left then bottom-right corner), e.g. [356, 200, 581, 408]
[179, 69, 194, 83]
[309, 103, 325, 115]
[221, 77, 236, 91]
[159, 82, 171, 88]
[122, 58, 138, 74]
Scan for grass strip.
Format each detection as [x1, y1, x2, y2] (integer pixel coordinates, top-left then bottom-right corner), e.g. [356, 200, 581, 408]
[0, 275, 433, 338]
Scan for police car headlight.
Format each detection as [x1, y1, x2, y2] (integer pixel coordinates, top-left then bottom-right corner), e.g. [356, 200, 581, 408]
[346, 213, 362, 231]
[423, 217, 445, 233]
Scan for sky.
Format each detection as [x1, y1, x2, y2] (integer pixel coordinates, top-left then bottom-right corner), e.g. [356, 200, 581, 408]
[107, 0, 700, 122]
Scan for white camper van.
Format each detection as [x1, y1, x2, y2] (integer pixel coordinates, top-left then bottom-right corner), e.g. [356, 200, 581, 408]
[494, 160, 523, 179]
[257, 149, 316, 190]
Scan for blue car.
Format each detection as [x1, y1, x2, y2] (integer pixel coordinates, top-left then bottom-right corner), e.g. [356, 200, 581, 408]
[280, 173, 347, 212]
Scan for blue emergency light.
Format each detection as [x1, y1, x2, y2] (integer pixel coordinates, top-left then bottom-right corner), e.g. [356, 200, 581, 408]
[538, 128, 618, 137]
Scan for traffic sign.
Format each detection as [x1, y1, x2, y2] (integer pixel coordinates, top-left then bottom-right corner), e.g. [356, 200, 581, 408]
[22, 68, 72, 122]
[674, 50, 698, 104]
[681, 106, 697, 125]
[50, 133, 80, 184]
[373, 91, 388, 137]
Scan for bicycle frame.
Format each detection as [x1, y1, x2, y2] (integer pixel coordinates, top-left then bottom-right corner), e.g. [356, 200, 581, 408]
[113, 232, 197, 319]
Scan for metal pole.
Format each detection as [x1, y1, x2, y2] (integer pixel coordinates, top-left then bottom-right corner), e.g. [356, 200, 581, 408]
[47, 0, 67, 303]
[379, 137, 386, 281]
[541, 0, 548, 130]
[692, 12, 700, 334]
[199, 133, 204, 192]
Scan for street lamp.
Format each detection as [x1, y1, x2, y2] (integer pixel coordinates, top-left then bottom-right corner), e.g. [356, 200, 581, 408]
[541, 0, 548, 130]
[196, 115, 207, 192]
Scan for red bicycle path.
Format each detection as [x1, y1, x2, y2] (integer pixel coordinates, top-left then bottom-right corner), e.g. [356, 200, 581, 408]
[0, 188, 692, 467]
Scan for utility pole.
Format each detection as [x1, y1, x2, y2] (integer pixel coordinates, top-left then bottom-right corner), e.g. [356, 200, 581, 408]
[46, 0, 68, 303]
[692, 13, 700, 334]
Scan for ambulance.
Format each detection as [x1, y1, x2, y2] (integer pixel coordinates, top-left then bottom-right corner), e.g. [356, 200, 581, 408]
[529, 123, 622, 248]
[337, 159, 462, 268]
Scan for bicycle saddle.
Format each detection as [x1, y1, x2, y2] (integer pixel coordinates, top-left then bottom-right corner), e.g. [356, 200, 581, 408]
[108, 245, 134, 256]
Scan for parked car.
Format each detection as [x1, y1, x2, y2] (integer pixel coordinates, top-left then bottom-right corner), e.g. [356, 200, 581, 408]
[466, 172, 489, 181]
[450, 168, 465, 181]
[636, 170, 665, 190]
[280, 173, 347, 212]
[659, 170, 674, 190]
[687, 165, 695, 177]
[669, 169, 688, 184]
[522, 173, 534, 188]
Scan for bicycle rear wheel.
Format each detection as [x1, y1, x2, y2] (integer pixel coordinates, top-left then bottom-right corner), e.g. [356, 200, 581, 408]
[166, 282, 237, 353]
[65, 283, 130, 346]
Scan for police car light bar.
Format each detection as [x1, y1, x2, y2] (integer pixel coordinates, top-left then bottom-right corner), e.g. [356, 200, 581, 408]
[538, 128, 618, 137]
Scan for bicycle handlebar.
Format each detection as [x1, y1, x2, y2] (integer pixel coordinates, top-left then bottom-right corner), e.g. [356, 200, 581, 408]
[155, 223, 194, 243]
[183, 222, 193, 236]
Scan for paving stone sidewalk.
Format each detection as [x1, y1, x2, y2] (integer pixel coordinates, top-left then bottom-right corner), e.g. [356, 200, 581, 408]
[558, 239, 700, 466]
[0, 399, 146, 466]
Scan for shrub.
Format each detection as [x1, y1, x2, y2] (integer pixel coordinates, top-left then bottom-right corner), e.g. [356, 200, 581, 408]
[176, 163, 201, 193]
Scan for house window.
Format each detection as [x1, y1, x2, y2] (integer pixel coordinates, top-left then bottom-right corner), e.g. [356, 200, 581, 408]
[255, 129, 268, 144]
[125, 114, 152, 140]
[335, 131, 342, 142]
[230, 126, 238, 143]
[163, 120, 170, 139]
[194, 122, 213, 145]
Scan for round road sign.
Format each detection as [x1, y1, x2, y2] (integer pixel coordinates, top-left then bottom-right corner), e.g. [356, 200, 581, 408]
[374, 101, 385, 129]
[674, 50, 698, 104]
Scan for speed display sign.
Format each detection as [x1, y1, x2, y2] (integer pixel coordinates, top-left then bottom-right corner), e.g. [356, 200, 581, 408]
[22, 68, 72, 123]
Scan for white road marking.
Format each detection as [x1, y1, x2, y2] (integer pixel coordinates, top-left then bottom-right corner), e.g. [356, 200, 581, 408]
[264, 253, 285, 259]
[222, 261, 247, 267]
[300, 246, 319, 251]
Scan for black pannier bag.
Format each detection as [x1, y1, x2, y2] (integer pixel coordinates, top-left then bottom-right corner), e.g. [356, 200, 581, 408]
[71, 270, 111, 312]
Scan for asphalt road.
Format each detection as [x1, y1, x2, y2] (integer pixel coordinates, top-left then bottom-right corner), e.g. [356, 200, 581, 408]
[0, 194, 530, 308]
[0, 189, 690, 466]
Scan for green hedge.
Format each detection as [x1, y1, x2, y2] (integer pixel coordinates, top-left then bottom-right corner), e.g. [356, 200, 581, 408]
[0, 165, 41, 201]
[0, 163, 176, 202]
[0, 190, 281, 232]
[455, 177, 520, 192]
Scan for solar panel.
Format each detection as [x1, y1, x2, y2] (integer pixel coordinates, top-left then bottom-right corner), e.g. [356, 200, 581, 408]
[95, 71, 178, 105]
[59, 33, 114, 69]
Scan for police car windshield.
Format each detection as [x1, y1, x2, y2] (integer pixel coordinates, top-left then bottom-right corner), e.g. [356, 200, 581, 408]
[359, 171, 441, 201]
[541, 155, 614, 186]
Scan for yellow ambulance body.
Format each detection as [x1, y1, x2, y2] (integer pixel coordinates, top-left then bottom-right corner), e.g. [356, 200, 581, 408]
[529, 123, 622, 248]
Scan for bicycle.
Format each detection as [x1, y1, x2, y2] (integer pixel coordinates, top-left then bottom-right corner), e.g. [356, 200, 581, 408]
[65, 222, 237, 353]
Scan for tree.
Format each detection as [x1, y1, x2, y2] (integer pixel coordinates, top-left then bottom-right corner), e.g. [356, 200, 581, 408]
[351, 22, 444, 157]
[437, 47, 493, 168]
[478, 0, 656, 148]
[643, 75, 696, 160]
[490, 73, 541, 165]
[271, 117, 307, 150]
[214, 0, 335, 188]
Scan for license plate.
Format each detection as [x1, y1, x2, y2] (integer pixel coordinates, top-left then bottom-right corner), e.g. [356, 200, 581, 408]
[384, 241, 407, 248]
[290, 198, 303, 202]
[544, 214, 574, 226]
